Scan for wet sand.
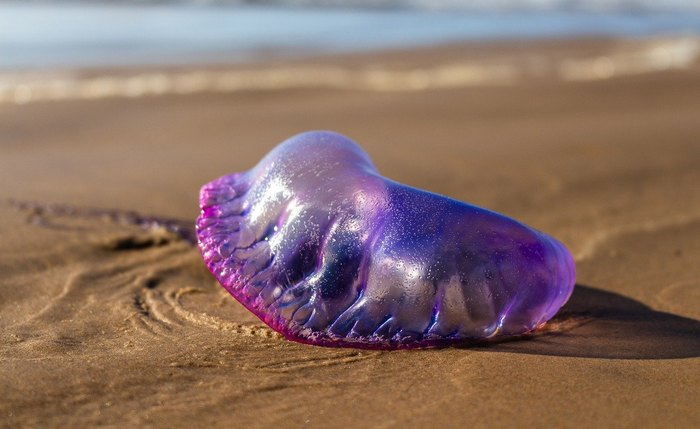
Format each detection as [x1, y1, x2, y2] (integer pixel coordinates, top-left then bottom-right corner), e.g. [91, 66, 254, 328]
[1, 38, 699, 427]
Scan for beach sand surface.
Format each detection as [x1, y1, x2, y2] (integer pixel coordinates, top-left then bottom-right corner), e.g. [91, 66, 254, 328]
[1, 38, 699, 428]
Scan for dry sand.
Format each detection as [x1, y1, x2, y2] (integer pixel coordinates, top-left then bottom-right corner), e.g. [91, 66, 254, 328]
[1, 38, 699, 428]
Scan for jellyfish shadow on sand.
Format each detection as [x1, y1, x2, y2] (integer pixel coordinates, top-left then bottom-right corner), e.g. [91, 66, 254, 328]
[472, 284, 700, 359]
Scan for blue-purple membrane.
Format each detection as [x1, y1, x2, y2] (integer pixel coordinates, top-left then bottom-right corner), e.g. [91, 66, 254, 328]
[196, 131, 575, 348]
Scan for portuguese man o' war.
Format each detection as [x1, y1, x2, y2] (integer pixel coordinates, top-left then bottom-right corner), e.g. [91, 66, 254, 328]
[196, 131, 576, 349]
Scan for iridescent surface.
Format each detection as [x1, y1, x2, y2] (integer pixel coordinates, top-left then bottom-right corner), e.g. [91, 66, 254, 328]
[197, 131, 575, 348]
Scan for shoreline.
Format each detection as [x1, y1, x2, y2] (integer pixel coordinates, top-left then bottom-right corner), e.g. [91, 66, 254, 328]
[2, 35, 699, 105]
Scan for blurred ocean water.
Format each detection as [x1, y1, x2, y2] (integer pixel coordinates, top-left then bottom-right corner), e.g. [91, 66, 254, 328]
[1, 2, 700, 70]
[165, 1, 700, 12]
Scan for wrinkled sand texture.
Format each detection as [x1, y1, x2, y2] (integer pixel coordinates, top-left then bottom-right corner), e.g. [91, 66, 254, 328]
[1, 39, 699, 428]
